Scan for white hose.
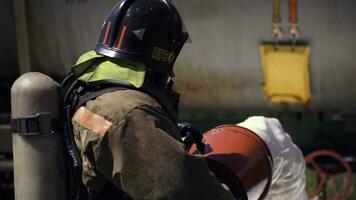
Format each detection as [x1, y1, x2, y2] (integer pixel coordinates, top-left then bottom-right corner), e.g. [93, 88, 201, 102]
[238, 116, 308, 200]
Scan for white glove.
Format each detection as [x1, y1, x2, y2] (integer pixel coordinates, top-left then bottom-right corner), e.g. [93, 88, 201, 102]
[238, 116, 308, 200]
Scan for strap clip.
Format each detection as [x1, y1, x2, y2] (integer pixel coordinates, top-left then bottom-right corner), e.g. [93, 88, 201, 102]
[11, 112, 56, 136]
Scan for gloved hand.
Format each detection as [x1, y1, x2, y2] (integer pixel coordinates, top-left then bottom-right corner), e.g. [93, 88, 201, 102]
[178, 122, 205, 153]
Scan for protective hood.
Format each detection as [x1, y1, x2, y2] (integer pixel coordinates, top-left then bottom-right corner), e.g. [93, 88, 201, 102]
[71, 51, 146, 88]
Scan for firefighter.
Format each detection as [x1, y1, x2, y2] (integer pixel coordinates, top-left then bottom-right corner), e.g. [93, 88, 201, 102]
[68, 0, 238, 199]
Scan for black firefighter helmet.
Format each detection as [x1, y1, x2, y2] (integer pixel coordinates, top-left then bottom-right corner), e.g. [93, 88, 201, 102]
[95, 0, 189, 75]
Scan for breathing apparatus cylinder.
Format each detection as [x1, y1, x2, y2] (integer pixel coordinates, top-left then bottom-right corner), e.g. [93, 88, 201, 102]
[11, 72, 66, 200]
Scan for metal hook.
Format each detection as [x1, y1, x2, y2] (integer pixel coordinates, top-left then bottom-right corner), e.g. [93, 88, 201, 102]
[290, 24, 300, 51]
[273, 23, 283, 51]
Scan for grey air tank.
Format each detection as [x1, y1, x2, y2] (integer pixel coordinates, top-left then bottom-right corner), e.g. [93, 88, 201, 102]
[11, 72, 66, 200]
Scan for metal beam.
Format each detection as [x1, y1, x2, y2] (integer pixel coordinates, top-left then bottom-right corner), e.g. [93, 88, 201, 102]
[0, 160, 13, 171]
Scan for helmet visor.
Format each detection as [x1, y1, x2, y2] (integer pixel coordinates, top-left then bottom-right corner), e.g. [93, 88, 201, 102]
[182, 22, 192, 43]
[170, 0, 192, 43]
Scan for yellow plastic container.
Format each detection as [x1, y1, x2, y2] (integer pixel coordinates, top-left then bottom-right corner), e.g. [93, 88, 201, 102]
[260, 44, 311, 105]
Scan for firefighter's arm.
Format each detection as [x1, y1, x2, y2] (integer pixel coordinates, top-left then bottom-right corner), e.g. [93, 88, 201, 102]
[95, 105, 236, 200]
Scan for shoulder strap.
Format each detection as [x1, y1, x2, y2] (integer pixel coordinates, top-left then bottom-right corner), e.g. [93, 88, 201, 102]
[76, 86, 128, 111]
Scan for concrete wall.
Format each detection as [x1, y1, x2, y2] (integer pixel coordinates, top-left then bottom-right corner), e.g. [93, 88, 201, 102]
[174, 0, 356, 112]
[3, 0, 356, 112]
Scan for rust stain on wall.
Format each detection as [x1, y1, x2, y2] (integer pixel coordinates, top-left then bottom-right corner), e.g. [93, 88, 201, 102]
[175, 66, 240, 109]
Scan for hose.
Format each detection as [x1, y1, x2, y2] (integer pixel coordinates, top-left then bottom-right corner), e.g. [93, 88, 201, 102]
[273, 0, 281, 24]
[289, 0, 298, 24]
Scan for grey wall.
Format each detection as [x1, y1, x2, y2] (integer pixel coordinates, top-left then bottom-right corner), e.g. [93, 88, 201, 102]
[23, 0, 116, 74]
[173, 0, 356, 112]
[3, 0, 356, 112]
